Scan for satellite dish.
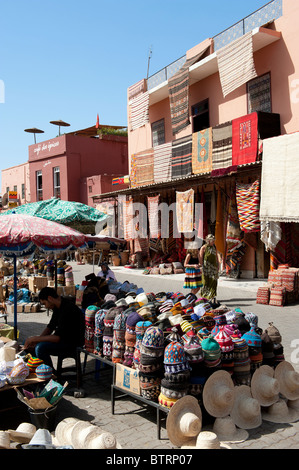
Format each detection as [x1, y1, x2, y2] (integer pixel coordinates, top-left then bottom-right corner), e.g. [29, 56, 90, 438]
[24, 127, 44, 144]
[2, 193, 8, 207]
[50, 119, 70, 136]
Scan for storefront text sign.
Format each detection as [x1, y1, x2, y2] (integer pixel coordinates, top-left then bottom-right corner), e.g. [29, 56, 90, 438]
[29, 136, 66, 161]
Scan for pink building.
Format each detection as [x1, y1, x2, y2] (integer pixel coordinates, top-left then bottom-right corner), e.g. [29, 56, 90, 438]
[94, 0, 299, 279]
[2, 125, 128, 207]
[1, 162, 30, 204]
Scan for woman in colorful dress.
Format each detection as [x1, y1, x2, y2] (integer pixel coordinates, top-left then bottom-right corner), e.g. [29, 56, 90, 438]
[183, 243, 202, 295]
[199, 234, 219, 300]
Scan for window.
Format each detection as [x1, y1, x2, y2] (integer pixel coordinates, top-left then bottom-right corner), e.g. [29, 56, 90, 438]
[21, 184, 25, 199]
[247, 72, 271, 113]
[6, 187, 9, 193]
[13, 185, 17, 192]
[152, 118, 165, 147]
[192, 99, 209, 133]
[36, 170, 43, 201]
[53, 167, 60, 198]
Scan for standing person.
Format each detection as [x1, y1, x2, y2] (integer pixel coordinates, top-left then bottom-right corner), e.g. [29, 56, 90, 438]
[22, 287, 85, 370]
[183, 242, 202, 295]
[200, 234, 219, 300]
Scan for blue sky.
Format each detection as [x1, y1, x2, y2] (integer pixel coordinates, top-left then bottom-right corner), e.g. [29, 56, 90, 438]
[0, 0, 268, 174]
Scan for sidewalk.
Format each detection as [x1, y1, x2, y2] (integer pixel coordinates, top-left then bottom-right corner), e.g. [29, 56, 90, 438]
[2, 262, 299, 449]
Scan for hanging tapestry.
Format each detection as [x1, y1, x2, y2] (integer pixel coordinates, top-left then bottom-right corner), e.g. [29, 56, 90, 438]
[128, 79, 147, 101]
[232, 112, 258, 166]
[176, 188, 194, 233]
[153, 142, 172, 183]
[216, 31, 257, 98]
[147, 195, 161, 239]
[192, 127, 213, 174]
[212, 121, 232, 170]
[200, 187, 208, 240]
[236, 179, 260, 233]
[124, 198, 134, 240]
[260, 132, 299, 224]
[129, 91, 149, 131]
[226, 193, 241, 244]
[215, 188, 226, 256]
[171, 135, 192, 179]
[168, 49, 208, 135]
[130, 149, 154, 188]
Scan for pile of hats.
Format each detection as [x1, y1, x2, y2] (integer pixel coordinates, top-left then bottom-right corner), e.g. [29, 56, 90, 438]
[182, 331, 206, 401]
[133, 320, 152, 367]
[64, 266, 74, 286]
[138, 326, 165, 401]
[159, 339, 191, 408]
[112, 306, 129, 364]
[103, 307, 121, 360]
[123, 311, 143, 367]
[84, 305, 98, 353]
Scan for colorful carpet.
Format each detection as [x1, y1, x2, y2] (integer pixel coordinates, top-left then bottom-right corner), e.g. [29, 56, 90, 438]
[192, 127, 213, 174]
[212, 121, 232, 170]
[236, 179, 260, 233]
[232, 112, 258, 166]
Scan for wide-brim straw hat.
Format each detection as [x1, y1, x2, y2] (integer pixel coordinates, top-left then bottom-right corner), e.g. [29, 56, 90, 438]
[166, 395, 202, 447]
[212, 416, 249, 443]
[202, 370, 235, 418]
[181, 431, 231, 449]
[22, 429, 55, 449]
[251, 365, 280, 406]
[261, 398, 299, 424]
[85, 431, 122, 449]
[230, 385, 262, 430]
[7, 422, 37, 444]
[274, 360, 299, 400]
[54, 418, 80, 446]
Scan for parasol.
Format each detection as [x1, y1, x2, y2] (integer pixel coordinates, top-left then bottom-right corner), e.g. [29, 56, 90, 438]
[3, 197, 109, 235]
[24, 128, 44, 144]
[0, 213, 87, 340]
[49, 120, 71, 136]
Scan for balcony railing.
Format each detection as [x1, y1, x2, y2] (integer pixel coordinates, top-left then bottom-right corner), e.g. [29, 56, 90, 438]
[147, 0, 282, 91]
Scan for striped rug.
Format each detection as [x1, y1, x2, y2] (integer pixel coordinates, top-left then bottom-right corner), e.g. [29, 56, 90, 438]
[236, 179, 260, 233]
[153, 142, 172, 183]
[128, 79, 146, 101]
[171, 135, 192, 179]
[192, 127, 213, 174]
[129, 91, 149, 131]
[168, 50, 207, 135]
[216, 31, 257, 98]
[130, 149, 154, 188]
[147, 194, 161, 239]
[212, 121, 232, 170]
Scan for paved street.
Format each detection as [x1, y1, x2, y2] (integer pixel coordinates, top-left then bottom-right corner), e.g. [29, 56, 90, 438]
[1, 261, 299, 450]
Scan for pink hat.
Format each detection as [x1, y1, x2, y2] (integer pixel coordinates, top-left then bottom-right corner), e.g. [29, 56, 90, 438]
[214, 328, 234, 352]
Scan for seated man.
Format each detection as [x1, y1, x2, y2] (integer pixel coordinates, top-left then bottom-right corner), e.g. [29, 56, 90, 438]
[22, 287, 85, 370]
[97, 262, 116, 282]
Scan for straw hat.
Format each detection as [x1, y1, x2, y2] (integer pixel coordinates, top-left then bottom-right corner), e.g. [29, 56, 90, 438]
[85, 431, 122, 449]
[22, 429, 55, 449]
[262, 398, 299, 424]
[0, 431, 10, 449]
[230, 385, 262, 430]
[70, 420, 95, 449]
[166, 395, 202, 447]
[202, 370, 235, 418]
[181, 431, 231, 449]
[274, 361, 299, 400]
[54, 418, 80, 446]
[7, 422, 37, 444]
[212, 416, 249, 443]
[251, 365, 280, 406]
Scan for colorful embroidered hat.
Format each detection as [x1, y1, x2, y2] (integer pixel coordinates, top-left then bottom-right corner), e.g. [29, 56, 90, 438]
[242, 327, 262, 348]
[27, 357, 44, 372]
[164, 341, 187, 365]
[35, 364, 53, 380]
[141, 326, 164, 353]
[214, 328, 234, 352]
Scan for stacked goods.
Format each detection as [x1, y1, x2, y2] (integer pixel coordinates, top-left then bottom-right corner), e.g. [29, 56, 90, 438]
[257, 265, 299, 306]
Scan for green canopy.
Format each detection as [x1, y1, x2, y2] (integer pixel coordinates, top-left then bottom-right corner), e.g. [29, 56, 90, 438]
[3, 198, 109, 234]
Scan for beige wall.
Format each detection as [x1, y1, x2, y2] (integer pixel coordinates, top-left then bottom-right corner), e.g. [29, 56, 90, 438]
[1, 162, 30, 204]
